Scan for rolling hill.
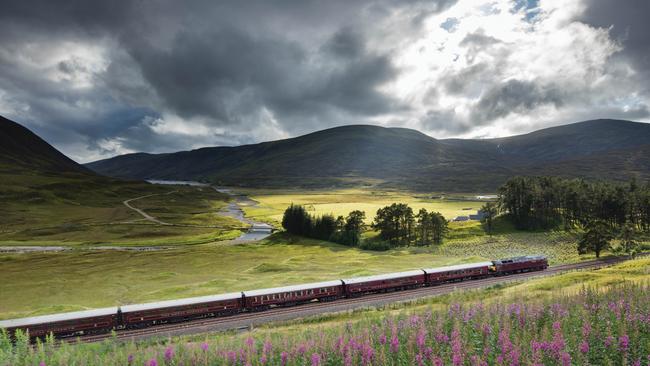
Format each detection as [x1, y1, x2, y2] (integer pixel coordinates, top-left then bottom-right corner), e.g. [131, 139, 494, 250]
[0, 115, 167, 240]
[0, 115, 93, 175]
[86, 119, 650, 191]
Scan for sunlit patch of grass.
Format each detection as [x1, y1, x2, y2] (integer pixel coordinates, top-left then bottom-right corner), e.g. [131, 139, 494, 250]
[239, 188, 488, 225]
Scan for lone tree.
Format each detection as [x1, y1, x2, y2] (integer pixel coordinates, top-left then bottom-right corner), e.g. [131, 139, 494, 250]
[480, 201, 498, 235]
[615, 221, 639, 258]
[578, 220, 613, 258]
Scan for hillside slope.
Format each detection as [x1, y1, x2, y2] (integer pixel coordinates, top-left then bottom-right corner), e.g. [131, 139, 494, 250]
[86, 119, 650, 191]
[0, 115, 92, 174]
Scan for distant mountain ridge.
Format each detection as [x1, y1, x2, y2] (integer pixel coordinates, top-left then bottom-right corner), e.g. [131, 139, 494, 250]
[84, 119, 650, 191]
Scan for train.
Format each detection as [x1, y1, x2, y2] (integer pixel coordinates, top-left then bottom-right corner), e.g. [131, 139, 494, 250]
[0, 255, 548, 339]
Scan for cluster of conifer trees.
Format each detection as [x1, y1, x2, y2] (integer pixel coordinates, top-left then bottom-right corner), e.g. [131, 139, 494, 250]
[371, 203, 448, 246]
[281, 204, 366, 246]
[498, 176, 649, 257]
[282, 203, 448, 248]
[498, 176, 650, 231]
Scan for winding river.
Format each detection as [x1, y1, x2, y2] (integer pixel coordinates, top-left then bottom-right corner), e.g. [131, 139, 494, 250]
[147, 180, 273, 242]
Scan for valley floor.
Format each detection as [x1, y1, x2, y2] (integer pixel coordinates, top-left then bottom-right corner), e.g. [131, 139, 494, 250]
[1, 186, 647, 321]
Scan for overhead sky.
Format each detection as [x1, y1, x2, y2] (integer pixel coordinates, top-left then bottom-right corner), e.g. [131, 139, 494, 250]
[1, 0, 648, 162]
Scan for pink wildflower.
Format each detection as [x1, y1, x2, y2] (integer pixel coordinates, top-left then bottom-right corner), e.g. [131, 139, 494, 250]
[560, 352, 571, 366]
[390, 335, 399, 353]
[579, 340, 589, 354]
[619, 334, 630, 351]
[416, 328, 426, 349]
[311, 353, 321, 366]
[604, 335, 614, 347]
[164, 346, 174, 362]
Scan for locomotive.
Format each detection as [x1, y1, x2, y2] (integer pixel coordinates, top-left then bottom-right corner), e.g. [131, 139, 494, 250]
[0, 255, 547, 339]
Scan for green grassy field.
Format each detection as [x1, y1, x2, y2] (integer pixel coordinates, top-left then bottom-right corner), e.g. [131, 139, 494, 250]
[0, 230, 603, 320]
[2, 184, 646, 321]
[0, 172, 242, 246]
[238, 188, 488, 226]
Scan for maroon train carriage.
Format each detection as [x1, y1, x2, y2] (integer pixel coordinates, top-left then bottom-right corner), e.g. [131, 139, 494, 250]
[242, 280, 343, 311]
[423, 261, 494, 285]
[343, 270, 426, 296]
[0, 307, 118, 339]
[119, 292, 243, 328]
[492, 255, 548, 275]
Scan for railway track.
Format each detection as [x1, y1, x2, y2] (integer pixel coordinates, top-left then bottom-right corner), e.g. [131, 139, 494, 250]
[68, 255, 640, 344]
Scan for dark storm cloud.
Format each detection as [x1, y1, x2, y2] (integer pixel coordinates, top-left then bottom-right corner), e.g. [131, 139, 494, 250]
[471, 79, 565, 123]
[0, 0, 458, 161]
[578, 0, 650, 93]
[127, 25, 400, 127]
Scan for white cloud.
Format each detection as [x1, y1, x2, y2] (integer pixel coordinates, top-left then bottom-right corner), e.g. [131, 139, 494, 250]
[378, 0, 644, 138]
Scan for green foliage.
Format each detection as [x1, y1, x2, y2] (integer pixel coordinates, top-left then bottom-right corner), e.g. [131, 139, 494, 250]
[371, 203, 415, 246]
[281, 204, 366, 246]
[358, 240, 392, 251]
[281, 204, 312, 236]
[614, 221, 640, 257]
[372, 204, 447, 247]
[578, 220, 613, 258]
[498, 176, 650, 232]
[480, 201, 498, 235]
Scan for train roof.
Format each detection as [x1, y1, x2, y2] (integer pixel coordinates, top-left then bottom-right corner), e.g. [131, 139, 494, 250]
[342, 270, 426, 285]
[243, 280, 343, 297]
[422, 261, 493, 274]
[0, 307, 118, 329]
[120, 292, 243, 313]
[492, 255, 547, 264]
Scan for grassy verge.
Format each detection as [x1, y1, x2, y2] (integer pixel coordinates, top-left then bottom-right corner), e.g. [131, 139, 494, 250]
[2, 258, 648, 366]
